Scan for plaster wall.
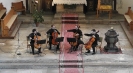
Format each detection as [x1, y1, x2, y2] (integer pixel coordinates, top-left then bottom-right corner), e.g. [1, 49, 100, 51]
[116, 0, 133, 14]
[0, 0, 25, 13]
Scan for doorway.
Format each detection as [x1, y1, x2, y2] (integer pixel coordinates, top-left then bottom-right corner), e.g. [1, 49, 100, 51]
[42, 0, 53, 11]
[87, 0, 98, 11]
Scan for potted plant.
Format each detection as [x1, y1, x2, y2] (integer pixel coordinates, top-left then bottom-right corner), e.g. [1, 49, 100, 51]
[32, 10, 44, 27]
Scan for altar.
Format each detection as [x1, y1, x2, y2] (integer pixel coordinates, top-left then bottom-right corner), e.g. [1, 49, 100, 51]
[52, 0, 87, 13]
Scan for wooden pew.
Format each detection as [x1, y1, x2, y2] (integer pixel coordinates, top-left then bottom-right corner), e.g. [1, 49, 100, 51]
[1, 8, 21, 38]
[124, 7, 133, 30]
[0, 3, 6, 37]
[0, 3, 6, 19]
[11, 1, 26, 15]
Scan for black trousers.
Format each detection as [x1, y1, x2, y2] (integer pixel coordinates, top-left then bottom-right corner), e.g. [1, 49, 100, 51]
[30, 42, 34, 55]
[48, 38, 52, 50]
[56, 44, 60, 51]
[49, 37, 60, 51]
[92, 45, 97, 53]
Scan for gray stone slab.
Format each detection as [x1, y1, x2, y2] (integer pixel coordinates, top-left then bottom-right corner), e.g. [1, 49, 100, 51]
[0, 69, 17, 73]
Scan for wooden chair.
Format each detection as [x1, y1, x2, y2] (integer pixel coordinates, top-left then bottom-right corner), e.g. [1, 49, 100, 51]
[97, 0, 112, 19]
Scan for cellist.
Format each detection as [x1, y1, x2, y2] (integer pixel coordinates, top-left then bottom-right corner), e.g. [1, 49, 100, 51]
[28, 29, 42, 55]
[67, 25, 83, 51]
[84, 29, 100, 55]
[46, 25, 60, 50]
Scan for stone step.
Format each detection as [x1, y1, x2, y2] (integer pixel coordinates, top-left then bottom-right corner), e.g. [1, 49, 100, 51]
[54, 13, 85, 19]
[52, 19, 88, 24]
[0, 59, 58, 63]
[59, 65, 83, 68]
[0, 63, 58, 69]
[60, 60, 83, 63]
[0, 62, 133, 69]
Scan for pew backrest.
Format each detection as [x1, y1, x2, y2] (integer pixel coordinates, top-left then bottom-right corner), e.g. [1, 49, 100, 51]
[11, 1, 25, 12]
[0, 3, 6, 19]
[1, 8, 18, 37]
[124, 7, 133, 30]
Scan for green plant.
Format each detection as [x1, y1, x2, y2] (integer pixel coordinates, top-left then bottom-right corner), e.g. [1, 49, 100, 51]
[32, 10, 44, 23]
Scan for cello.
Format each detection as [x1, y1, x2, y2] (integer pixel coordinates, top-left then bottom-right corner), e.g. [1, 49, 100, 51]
[52, 30, 58, 45]
[85, 36, 95, 50]
[84, 30, 99, 50]
[34, 34, 41, 49]
[69, 32, 79, 46]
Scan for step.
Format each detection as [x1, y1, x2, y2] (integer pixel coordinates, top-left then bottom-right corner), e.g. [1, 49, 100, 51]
[52, 19, 88, 24]
[60, 60, 83, 63]
[0, 63, 58, 69]
[54, 13, 85, 19]
[62, 20, 78, 24]
[62, 17, 78, 20]
[59, 65, 83, 68]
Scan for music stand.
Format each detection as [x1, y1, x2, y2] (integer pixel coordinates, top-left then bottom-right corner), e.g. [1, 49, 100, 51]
[84, 33, 93, 36]
[67, 38, 76, 43]
[37, 39, 46, 44]
[37, 39, 46, 55]
[55, 37, 64, 53]
[55, 37, 64, 42]
[67, 38, 77, 53]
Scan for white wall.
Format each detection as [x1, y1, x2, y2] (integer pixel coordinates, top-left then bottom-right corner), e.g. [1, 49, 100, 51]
[0, 0, 25, 13]
[116, 0, 133, 14]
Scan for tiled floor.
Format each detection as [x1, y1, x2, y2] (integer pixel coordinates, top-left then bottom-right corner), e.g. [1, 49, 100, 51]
[0, 13, 133, 73]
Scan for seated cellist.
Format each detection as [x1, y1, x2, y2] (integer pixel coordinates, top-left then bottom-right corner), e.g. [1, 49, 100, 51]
[66, 25, 83, 51]
[46, 25, 60, 52]
[28, 29, 42, 55]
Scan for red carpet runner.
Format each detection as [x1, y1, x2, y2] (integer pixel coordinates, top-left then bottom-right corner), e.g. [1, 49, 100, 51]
[59, 13, 83, 73]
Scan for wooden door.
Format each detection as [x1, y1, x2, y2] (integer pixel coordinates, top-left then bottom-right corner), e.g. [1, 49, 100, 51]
[87, 0, 98, 11]
[42, 0, 52, 11]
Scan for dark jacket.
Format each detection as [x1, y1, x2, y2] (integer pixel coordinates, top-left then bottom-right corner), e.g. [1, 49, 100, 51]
[67, 29, 83, 38]
[28, 32, 41, 43]
[46, 29, 60, 39]
[84, 33, 99, 46]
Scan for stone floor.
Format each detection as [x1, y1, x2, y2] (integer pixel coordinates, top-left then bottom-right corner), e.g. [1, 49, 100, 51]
[0, 13, 133, 73]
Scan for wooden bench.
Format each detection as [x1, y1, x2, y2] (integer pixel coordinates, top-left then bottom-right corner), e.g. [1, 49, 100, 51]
[11, 1, 25, 15]
[1, 8, 21, 38]
[0, 3, 6, 31]
[124, 7, 133, 30]
[0, 3, 6, 19]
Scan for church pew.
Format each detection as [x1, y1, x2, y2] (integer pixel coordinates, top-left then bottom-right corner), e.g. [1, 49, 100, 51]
[0, 3, 6, 19]
[124, 7, 133, 30]
[0, 3, 6, 30]
[11, 1, 26, 15]
[1, 8, 21, 38]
